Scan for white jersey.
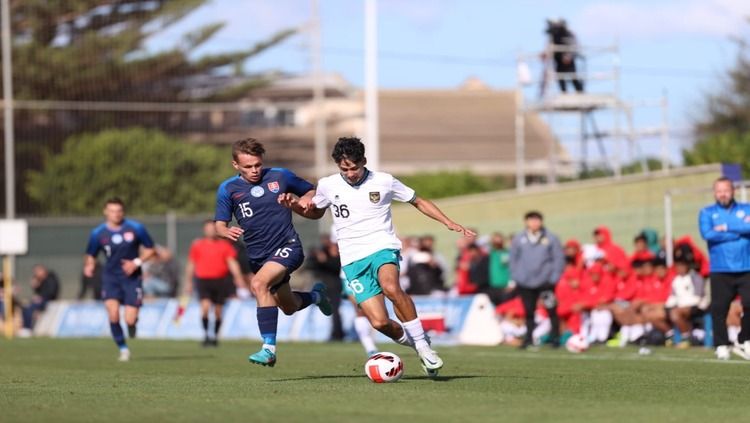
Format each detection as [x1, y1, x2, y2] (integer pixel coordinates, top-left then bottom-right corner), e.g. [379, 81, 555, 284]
[313, 169, 416, 266]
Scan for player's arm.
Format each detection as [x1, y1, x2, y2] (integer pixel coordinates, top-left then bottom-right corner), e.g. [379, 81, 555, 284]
[183, 259, 195, 295]
[410, 196, 476, 237]
[226, 257, 246, 289]
[83, 230, 100, 278]
[216, 220, 244, 241]
[698, 208, 739, 242]
[121, 224, 157, 276]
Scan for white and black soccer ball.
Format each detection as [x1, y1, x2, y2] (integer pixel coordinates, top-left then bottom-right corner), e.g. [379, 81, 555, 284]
[365, 352, 404, 383]
[565, 334, 589, 353]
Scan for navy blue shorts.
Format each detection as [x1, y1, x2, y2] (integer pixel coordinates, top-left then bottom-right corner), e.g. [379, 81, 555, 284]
[248, 240, 305, 292]
[101, 276, 143, 307]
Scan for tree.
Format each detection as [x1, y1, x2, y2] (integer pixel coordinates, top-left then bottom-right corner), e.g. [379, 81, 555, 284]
[685, 25, 750, 172]
[0, 0, 295, 214]
[27, 128, 233, 215]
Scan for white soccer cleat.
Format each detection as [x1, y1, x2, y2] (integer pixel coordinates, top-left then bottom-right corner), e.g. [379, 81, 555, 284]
[731, 341, 750, 360]
[417, 346, 443, 372]
[118, 348, 131, 362]
[716, 345, 731, 361]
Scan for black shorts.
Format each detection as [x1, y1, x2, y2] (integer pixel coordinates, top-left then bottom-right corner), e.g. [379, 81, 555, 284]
[196, 277, 234, 305]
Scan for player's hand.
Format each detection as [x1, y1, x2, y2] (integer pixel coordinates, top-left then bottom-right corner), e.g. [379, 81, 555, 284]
[297, 196, 316, 213]
[83, 263, 95, 278]
[446, 222, 476, 237]
[121, 259, 139, 276]
[277, 193, 298, 209]
[224, 226, 244, 242]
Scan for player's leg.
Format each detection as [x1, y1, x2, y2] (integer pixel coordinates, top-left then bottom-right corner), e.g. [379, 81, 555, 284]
[732, 275, 750, 359]
[357, 293, 410, 343]
[669, 307, 691, 348]
[123, 280, 143, 339]
[540, 284, 560, 346]
[517, 287, 540, 348]
[351, 296, 378, 356]
[710, 273, 735, 359]
[212, 301, 224, 346]
[377, 261, 443, 374]
[105, 298, 128, 360]
[200, 297, 212, 345]
[247, 262, 288, 366]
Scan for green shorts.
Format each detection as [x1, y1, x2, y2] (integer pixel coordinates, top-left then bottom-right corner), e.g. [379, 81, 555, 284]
[341, 249, 401, 304]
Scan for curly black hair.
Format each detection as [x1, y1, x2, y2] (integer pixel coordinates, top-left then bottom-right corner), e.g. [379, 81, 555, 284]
[331, 137, 366, 164]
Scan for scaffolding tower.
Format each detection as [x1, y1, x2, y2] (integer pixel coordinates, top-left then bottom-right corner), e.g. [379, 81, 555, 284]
[514, 43, 671, 191]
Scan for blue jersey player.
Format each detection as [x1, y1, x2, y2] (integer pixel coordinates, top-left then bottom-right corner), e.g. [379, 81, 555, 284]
[215, 138, 332, 367]
[84, 198, 155, 362]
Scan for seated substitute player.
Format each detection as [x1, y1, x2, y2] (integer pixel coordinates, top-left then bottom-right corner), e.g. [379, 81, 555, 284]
[215, 138, 332, 367]
[84, 198, 156, 362]
[184, 219, 247, 347]
[281, 137, 476, 376]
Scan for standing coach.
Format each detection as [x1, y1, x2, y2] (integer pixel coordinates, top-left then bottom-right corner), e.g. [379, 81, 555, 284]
[699, 177, 750, 361]
[510, 211, 565, 349]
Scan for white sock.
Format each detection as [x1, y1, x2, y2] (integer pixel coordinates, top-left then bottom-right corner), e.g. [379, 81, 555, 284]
[591, 310, 613, 342]
[619, 326, 630, 347]
[729, 326, 740, 344]
[354, 316, 377, 353]
[403, 318, 429, 350]
[629, 324, 645, 342]
[262, 343, 276, 353]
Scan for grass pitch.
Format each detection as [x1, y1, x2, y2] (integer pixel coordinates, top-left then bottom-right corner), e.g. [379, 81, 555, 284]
[1, 338, 749, 423]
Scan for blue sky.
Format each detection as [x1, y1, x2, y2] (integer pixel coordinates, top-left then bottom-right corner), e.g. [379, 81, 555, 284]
[152, 0, 750, 165]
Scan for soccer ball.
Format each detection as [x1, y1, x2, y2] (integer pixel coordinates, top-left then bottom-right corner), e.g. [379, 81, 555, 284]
[365, 352, 404, 383]
[565, 334, 589, 353]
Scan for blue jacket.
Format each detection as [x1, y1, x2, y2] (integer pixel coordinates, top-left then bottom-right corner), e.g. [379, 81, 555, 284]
[698, 201, 750, 273]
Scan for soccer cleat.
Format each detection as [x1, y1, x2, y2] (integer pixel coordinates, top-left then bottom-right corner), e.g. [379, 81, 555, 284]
[248, 348, 277, 367]
[716, 345, 731, 361]
[417, 346, 443, 373]
[312, 283, 333, 316]
[731, 341, 750, 360]
[118, 348, 131, 362]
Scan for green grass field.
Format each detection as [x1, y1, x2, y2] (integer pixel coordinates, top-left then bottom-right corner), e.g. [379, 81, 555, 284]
[2, 339, 749, 423]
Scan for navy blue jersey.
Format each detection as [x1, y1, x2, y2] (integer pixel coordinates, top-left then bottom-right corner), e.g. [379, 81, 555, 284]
[85, 219, 155, 280]
[215, 168, 314, 262]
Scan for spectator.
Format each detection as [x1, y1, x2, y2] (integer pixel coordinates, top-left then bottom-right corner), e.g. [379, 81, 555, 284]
[496, 297, 551, 347]
[698, 176, 750, 360]
[455, 229, 480, 295]
[510, 211, 565, 348]
[563, 239, 584, 269]
[609, 259, 645, 346]
[399, 236, 419, 292]
[674, 235, 710, 278]
[630, 233, 655, 264]
[21, 264, 60, 334]
[593, 226, 630, 279]
[641, 228, 661, 255]
[306, 234, 344, 340]
[407, 245, 446, 296]
[184, 220, 246, 346]
[467, 242, 515, 305]
[489, 233, 511, 289]
[583, 262, 616, 343]
[543, 18, 584, 93]
[662, 257, 709, 348]
[142, 245, 179, 298]
[555, 267, 588, 335]
[78, 260, 102, 300]
[419, 235, 448, 276]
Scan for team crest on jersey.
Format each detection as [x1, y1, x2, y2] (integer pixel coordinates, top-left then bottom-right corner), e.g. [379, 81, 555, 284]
[267, 181, 280, 193]
[251, 186, 265, 198]
[737, 210, 746, 219]
[112, 234, 123, 245]
[123, 231, 135, 242]
[369, 191, 380, 203]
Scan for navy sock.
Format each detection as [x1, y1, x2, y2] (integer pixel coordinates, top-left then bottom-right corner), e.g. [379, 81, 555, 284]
[202, 317, 209, 334]
[257, 306, 278, 346]
[110, 322, 126, 349]
[215, 318, 222, 337]
[295, 292, 315, 311]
